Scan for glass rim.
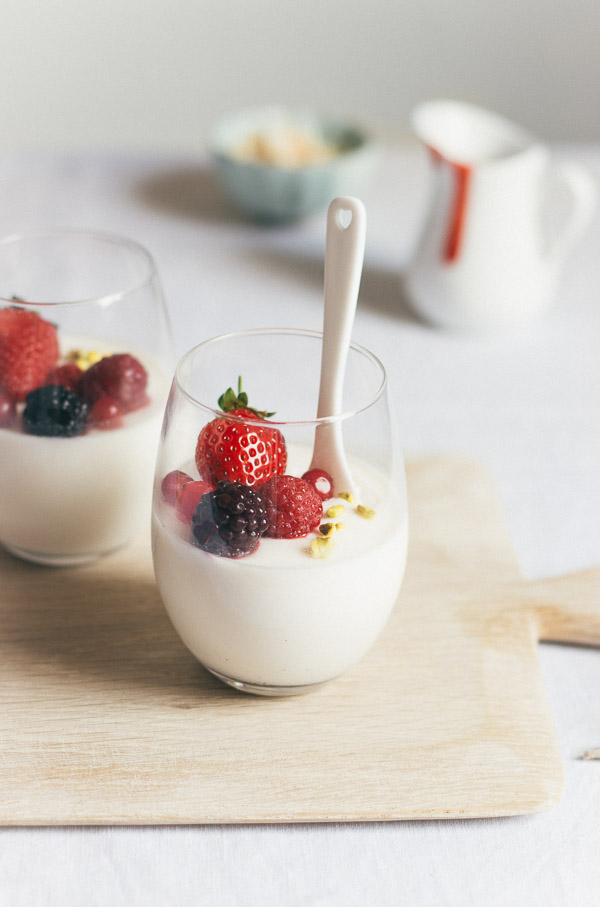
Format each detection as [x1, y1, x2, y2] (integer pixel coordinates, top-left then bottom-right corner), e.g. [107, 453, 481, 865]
[0, 229, 158, 307]
[174, 327, 388, 425]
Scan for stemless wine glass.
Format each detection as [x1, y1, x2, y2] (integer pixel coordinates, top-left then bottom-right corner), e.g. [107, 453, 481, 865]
[0, 230, 174, 566]
[152, 328, 408, 696]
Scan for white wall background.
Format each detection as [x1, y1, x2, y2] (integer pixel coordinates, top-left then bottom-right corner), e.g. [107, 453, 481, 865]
[1, 0, 599, 151]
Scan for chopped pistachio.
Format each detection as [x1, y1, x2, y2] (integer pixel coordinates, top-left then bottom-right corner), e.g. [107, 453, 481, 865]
[318, 522, 336, 537]
[356, 503, 376, 520]
[326, 504, 345, 518]
[67, 348, 105, 371]
[338, 491, 356, 504]
[310, 536, 335, 558]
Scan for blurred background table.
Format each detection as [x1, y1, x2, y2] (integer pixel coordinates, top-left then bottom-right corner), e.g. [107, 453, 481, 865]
[0, 145, 598, 906]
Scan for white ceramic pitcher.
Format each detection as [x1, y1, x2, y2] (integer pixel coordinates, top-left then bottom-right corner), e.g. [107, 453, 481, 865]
[405, 100, 597, 331]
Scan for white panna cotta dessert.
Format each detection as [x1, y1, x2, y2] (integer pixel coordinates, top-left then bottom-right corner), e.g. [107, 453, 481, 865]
[152, 446, 408, 693]
[151, 329, 408, 695]
[0, 329, 169, 565]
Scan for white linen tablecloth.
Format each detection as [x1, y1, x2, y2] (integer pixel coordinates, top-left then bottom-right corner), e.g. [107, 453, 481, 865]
[0, 147, 598, 907]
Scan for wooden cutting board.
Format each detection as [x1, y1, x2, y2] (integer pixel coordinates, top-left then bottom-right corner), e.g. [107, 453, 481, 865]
[0, 456, 598, 825]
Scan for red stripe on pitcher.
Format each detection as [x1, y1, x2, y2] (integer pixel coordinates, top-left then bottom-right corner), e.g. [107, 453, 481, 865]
[428, 148, 472, 264]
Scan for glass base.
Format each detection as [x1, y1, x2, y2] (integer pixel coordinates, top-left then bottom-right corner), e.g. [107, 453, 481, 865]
[4, 542, 108, 567]
[206, 666, 328, 697]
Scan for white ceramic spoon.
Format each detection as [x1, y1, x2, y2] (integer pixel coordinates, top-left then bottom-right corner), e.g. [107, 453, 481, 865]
[309, 196, 366, 496]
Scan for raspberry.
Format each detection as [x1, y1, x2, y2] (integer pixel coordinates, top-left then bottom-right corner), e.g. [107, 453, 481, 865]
[89, 396, 124, 430]
[46, 363, 83, 393]
[0, 390, 16, 426]
[161, 469, 194, 505]
[0, 308, 59, 401]
[301, 467, 334, 501]
[176, 479, 214, 524]
[23, 384, 88, 437]
[80, 353, 148, 413]
[191, 480, 269, 558]
[260, 475, 323, 539]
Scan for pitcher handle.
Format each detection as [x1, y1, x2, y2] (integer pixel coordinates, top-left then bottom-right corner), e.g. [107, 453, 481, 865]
[549, 161, 597, 261]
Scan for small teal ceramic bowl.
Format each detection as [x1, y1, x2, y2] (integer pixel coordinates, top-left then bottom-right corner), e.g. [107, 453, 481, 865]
[208, 106, 379, 223]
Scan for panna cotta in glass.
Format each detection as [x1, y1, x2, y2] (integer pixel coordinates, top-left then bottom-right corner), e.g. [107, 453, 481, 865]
[0, 231, 173, 565]
[152, 329, 408, 695]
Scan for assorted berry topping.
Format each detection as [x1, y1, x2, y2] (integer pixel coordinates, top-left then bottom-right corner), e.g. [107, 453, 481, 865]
[0, 305, 152, 436]
[191, 480, 269, 558]
[0, 308, 59, 401]
[158, 376, 378, 561]
[195, 378, 286, 487]
[80, 353, 148, 414]
[301, 467, 334, 501]
[22, 384, 88, 437]
[260, 475, 323, 539]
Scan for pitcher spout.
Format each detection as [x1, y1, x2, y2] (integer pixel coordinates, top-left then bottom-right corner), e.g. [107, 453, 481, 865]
[412, 99, 535, 166]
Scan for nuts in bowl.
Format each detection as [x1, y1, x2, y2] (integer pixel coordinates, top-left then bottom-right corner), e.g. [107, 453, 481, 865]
[209, 106, 379, 222]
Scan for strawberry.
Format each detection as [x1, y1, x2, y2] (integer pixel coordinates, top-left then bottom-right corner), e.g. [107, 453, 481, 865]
[0, 307, 24, 341]
[0, 308, 59, 401]
[260, 475, 323, 539]
[195, 378, 287, 487]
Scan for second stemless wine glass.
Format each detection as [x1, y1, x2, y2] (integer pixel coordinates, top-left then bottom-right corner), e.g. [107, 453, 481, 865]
[0, 230, 174, 566]
[152, 328, 408, 696]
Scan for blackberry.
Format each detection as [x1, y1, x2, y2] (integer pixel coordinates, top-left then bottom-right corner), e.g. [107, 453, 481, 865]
[191, 480, 269, 558]
[23, 384, 88, 437]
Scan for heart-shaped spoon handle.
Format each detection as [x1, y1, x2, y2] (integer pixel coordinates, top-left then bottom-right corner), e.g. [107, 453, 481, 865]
[309, 197, 366, 495]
